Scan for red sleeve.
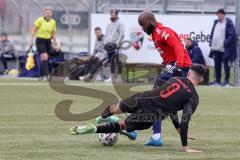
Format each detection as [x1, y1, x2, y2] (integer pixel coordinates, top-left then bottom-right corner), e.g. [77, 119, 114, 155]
[160, 29, 185, 67]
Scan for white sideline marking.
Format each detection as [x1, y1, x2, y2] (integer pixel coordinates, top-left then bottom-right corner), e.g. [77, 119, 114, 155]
[0, 83, 47, 86]
[0, 82, 114, 86]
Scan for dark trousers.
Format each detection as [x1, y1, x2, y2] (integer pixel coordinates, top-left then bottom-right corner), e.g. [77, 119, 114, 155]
[111, 53, 122, 74]
[86, 56, 102, 75]
[0, 53, 16, 70]
[108, 49, 122, 74]
[213, 51, 230, 83]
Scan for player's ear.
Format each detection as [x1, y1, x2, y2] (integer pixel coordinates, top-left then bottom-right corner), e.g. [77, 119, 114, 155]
[199, 76, 204, 83]
[187, 70, 191, 78]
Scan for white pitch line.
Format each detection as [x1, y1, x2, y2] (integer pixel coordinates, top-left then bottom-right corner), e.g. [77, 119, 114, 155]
[0, 83, 48, 86]
[0, 82, 114, 86]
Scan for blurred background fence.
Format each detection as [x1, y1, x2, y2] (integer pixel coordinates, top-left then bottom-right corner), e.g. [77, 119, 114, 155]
[0, 0, 236, 54]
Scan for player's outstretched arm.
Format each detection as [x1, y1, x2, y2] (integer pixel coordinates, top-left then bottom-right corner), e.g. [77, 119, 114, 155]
[170, 112, 196, 140]
[180, 98, 201, 153]
[170, 112, 180, 130]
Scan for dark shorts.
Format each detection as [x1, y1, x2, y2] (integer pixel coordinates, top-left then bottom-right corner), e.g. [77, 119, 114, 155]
[36, 38, 52, 54]
[119, 93, 168, 132]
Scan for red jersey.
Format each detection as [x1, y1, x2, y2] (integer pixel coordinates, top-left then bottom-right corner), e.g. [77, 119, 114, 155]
[152, 22, 192, 67]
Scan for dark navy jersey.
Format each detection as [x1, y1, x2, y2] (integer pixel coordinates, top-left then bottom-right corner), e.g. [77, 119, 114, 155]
[137, 77, 198, 113]
[135, 77, 199, 146]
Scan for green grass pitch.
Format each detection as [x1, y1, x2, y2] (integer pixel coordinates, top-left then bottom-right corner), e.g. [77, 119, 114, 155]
[0, 79, 240, 160]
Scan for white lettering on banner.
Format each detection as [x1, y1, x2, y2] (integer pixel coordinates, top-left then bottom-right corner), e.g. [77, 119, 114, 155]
[90, 14, 235, 66]
[61, 14, 81, 25]
[189, 31, 211, 43]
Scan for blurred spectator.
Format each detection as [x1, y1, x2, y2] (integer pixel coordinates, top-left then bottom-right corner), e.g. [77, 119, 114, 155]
[93, 27, 108, 64]
[185, 37, 205, 65]
[29, 7, 57, 80]
[0, 32, 16, 74]
[209, 9, 236, 87]
[104, 9, 125, 82]
[49, 39, 64, 71]
[80, 27, 108, 81]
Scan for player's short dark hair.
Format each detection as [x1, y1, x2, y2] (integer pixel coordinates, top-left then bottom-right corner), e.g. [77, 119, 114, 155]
[111, 9, 118, 15]
[217, 8, 225, 15]
[94, 27, 101, 31]
[190, 65, 206, 77]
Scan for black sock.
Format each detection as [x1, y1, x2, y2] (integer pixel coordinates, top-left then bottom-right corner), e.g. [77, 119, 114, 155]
[40, 62, 44, 76]
[41, 61, 49, 76]
[96, 122, 120, 133]
[101, 106, 113, 119]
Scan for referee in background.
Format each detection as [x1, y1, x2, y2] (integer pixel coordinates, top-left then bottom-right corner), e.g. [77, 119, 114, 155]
[29, 7, 57, 80]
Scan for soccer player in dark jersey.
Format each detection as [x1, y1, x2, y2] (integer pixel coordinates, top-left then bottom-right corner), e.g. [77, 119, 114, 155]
[70, 65, 205, 153]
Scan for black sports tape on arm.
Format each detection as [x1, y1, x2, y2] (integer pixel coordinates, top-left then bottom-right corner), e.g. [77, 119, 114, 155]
[101, 106, 113, 119]
[96, 122, 120, 133]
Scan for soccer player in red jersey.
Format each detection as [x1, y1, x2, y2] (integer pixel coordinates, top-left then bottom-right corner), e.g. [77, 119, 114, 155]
[138, 10, 192, 146]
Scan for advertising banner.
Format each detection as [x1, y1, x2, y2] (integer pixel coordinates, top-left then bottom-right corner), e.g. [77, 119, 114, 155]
[91, 14, 235, 66]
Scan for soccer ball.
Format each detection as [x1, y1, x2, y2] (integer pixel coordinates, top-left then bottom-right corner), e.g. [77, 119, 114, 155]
[98, 133, 118, 146]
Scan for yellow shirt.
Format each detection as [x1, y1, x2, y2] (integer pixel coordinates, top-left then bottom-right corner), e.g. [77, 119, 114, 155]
[34, 17, 56, 39]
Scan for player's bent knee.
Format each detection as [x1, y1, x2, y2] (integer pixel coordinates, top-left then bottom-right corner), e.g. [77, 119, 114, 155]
[40, 53, 48, 61]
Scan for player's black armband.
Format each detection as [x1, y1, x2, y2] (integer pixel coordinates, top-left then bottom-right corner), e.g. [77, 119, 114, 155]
[96, 122, 120, 133]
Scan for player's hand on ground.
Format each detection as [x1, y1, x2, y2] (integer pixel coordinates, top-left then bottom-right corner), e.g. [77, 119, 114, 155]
[184, 148, 202, 153]
[183, 146, 202, 153]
